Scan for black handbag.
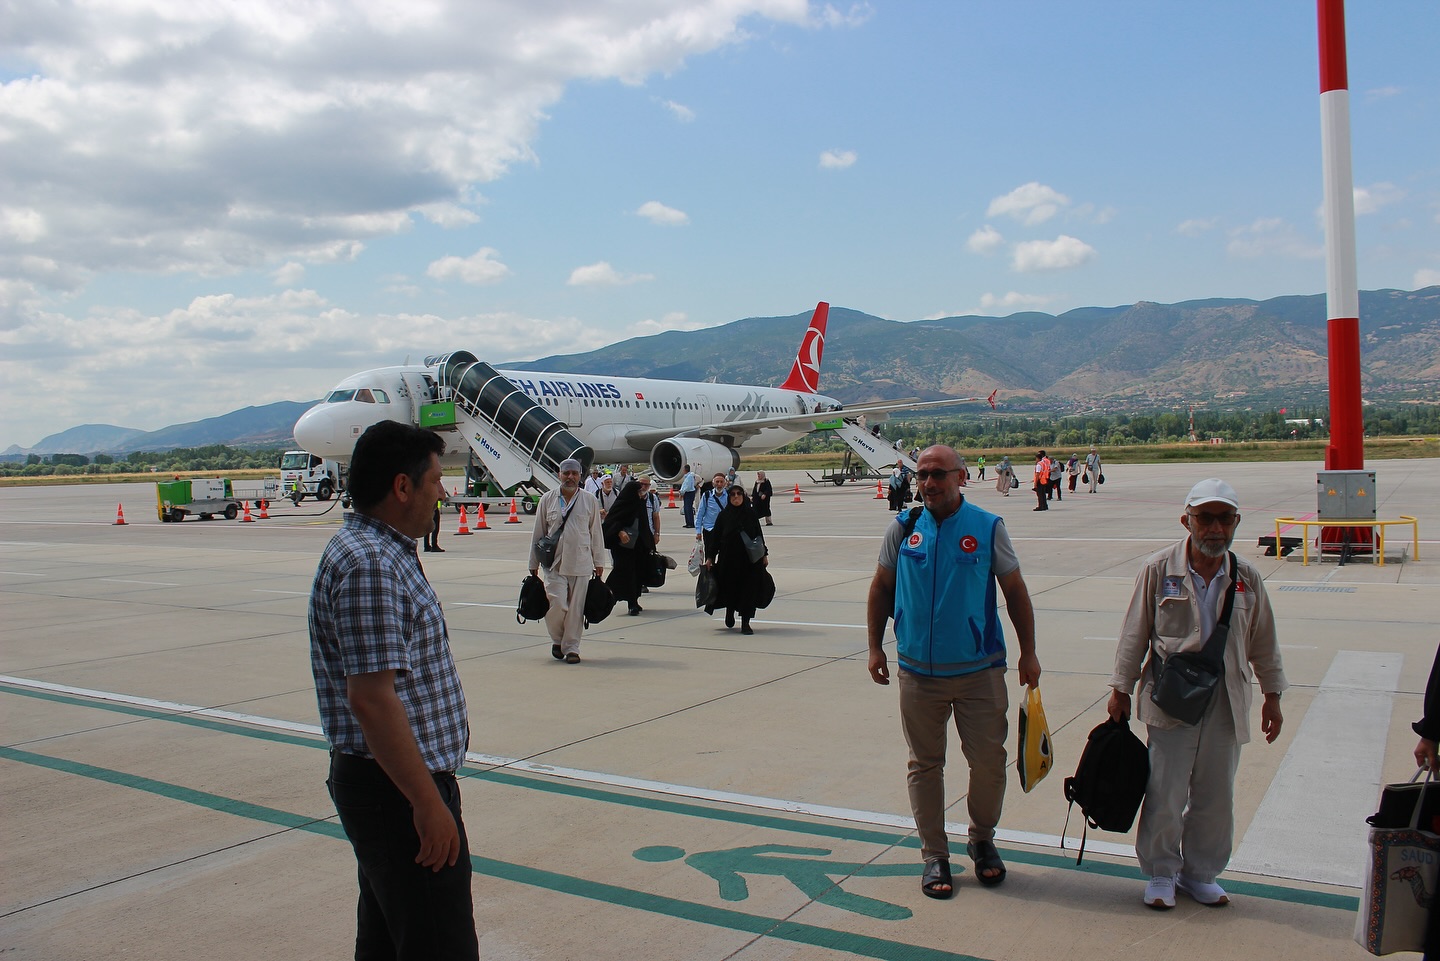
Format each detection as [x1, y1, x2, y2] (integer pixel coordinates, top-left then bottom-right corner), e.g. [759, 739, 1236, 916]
[1149, 552, 1237, 725]
[740, 530, 766, 563]
[754, 568, 776, 609]
[643, 552, 667, 588]
[583, 575, 615, 626]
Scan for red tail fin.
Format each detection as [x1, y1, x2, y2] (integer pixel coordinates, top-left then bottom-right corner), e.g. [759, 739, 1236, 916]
[778, 302, 829, 393]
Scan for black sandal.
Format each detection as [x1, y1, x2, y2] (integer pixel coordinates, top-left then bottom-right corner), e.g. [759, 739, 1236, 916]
[551, 644, 563, 660]
[921, 858, 953, 900]
[967, 839, 1006, 887]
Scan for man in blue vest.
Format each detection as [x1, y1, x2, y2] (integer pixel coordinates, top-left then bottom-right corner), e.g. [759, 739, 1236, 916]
[866, 445, 1040, 900]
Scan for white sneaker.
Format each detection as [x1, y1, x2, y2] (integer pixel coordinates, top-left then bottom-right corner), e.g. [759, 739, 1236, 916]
[1143, 875, 1176, 910]
[1176, 874, 1230, 906]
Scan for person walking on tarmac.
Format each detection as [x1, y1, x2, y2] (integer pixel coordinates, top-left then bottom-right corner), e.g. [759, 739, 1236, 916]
[1032, 451, 1051, 512]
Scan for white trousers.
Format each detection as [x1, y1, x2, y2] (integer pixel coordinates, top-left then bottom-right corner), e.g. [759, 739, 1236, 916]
[542, 571, 587, 655]
[1136, 690, 1242, 884]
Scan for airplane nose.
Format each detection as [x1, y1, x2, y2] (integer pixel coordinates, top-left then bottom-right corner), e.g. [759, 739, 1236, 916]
[293, 405, 333, 452]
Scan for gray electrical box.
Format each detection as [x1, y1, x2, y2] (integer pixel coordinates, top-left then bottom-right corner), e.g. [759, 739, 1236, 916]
[1316, 470, 1377, 519]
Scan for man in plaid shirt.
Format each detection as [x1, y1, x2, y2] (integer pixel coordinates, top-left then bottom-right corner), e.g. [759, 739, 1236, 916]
[309, 421, 477, 959]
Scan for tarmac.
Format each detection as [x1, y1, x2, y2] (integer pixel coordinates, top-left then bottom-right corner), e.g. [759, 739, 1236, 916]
[2, 458, 1437, 961]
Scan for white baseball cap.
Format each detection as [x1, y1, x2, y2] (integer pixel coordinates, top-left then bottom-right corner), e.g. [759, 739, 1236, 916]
[1184, 478, 1239, 510]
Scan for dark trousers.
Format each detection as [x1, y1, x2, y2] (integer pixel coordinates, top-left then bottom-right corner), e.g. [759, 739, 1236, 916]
[1034, 485, 1048, 510]
[682, 490, 695, 527]
[328, 753, 478, 961]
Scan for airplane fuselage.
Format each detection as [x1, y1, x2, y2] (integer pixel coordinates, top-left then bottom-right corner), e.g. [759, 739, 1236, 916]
[292, 363, 841, 468]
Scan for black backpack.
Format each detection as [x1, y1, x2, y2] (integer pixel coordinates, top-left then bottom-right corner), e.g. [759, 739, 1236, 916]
[1061, 717, 1150, 863]
[516, 574, 549, 624]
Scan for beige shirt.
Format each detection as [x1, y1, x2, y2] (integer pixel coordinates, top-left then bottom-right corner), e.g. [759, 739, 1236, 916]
[1109, 538, 1288, 744]
[529, 488, 606, 576]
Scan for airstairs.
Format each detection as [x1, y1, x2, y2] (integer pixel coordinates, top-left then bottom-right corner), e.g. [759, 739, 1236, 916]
[425, 351, 593, 494]
[831, 419, 917, 472]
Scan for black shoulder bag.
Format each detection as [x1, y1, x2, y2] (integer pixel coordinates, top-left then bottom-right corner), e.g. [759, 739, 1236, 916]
[1148, 552, 1238, 726]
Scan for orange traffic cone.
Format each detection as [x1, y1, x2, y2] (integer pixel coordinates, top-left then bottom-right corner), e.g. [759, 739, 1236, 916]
[258, 500, 269, 519]
[474, 503, 489, 530]
[792, 483, 803, 504]
[455, 505, 472, 535]
[239, 501, 255, 522]
[113, 503, 128, 525]
[666, 486, 678, 509]
[874, 479, 885, 499]
[505, 498, 522, 524]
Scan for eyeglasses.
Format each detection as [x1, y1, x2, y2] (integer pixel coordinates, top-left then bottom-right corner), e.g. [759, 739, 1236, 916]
[1188, 510, 1239, 528]
[914, 469, 956, 482]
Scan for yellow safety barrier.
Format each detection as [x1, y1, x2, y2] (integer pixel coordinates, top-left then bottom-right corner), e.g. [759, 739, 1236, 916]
[1272, 515, 1419, 567]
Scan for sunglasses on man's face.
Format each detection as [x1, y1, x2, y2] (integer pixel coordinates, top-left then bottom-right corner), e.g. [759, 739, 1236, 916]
[914, 468, 956, 482]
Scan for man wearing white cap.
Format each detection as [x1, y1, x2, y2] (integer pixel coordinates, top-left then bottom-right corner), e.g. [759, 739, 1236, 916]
[1105, 478, 1287, 910]
[529, 458, 606, 664]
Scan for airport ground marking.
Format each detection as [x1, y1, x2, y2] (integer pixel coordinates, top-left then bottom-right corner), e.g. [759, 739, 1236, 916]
[0, 744, 991, 961]
[0, 677, 1359, 911]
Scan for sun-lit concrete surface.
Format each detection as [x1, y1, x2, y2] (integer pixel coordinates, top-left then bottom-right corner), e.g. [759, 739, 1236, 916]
[3, 459, 1436, 960]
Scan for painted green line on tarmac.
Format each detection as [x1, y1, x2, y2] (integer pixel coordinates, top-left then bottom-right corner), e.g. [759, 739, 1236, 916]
[0, 744, 987, 961]
[1, 682, 1359, 912]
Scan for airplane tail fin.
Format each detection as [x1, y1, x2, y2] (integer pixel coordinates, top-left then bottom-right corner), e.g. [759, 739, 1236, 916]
[778, 302, 830, 393]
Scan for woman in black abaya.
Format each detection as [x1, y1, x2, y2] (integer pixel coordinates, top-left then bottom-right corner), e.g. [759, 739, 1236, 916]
[603, 481, 655, 615]
[705, 485, 769, 635]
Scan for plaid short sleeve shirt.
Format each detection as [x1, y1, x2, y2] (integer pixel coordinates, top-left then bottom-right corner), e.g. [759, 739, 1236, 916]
[309, 512, 469, 772]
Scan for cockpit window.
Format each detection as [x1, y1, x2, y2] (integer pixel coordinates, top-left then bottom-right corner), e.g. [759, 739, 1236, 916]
[326, 389, 357, 403]
[373, 389, 389, 403]
[354, 389, 375, 403]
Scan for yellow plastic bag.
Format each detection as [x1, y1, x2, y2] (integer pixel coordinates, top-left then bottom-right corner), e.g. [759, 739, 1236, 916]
[1017, 685, 1054, 793]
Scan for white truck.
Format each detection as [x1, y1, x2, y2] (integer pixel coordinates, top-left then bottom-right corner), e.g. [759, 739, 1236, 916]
[280, 450, 346, 503]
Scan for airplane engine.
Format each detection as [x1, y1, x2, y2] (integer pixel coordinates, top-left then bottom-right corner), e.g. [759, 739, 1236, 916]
[649, 438, 739, 485]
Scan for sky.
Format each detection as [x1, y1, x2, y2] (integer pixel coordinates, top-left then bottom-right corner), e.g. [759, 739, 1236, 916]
[2, 1, 1438, 450]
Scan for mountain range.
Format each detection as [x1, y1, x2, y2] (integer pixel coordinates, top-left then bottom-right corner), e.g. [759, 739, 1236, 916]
[10, 287, 1439, 457]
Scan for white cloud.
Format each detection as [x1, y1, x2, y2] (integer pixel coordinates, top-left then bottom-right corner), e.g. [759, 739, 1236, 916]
[987, 182, 1070, 226]
[1011, 235, 1096, 272]
[0, 1, 812, 290]
[1353, 183, 1405, 216]
[416, 202, 482, 228]
[814, 3, 874, 28]
[1365, 86, 1402, 101]
[819, 149, 857, 170]
[566, 261, 654, 286]
[272, 262, 305, 286]
[979, 292, 1056, 313]
[1, 207, 47, 244]
[660, 99, 696, 122]
[1177, 217, 1219, 237]
[426, 248, 512, 285]
[636, 201, 690, 226]
[1416, 269, 1440, 289]
[1226, 219, 1323, 260]
[966, 225, 1004, 255]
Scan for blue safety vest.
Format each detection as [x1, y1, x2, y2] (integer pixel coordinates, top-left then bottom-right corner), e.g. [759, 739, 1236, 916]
[893, 501, 1007, 677]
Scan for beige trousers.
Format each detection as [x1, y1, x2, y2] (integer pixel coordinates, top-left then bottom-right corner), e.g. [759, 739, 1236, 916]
[898, 667, 1009, 862]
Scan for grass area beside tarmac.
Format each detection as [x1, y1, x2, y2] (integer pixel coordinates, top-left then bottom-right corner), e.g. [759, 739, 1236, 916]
[2, 435, 1436, 489]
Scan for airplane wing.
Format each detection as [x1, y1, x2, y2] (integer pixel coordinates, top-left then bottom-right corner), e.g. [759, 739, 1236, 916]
[620, 391, 995, 450]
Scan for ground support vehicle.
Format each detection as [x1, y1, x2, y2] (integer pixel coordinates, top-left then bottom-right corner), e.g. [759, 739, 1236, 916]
[805, 449, 887, 486]
[446, 461, 540, 516]
[280, 450, 346, 503]
[156, 478, 245, 522]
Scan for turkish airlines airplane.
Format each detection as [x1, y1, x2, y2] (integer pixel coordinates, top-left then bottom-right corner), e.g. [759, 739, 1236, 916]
[291, 302, 989, 483]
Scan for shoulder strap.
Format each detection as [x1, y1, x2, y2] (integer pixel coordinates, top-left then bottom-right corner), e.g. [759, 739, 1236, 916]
[900, 506, 923, 539]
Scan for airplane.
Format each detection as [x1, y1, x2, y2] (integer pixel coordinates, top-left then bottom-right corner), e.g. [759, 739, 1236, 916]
[291, 302, 995, 486]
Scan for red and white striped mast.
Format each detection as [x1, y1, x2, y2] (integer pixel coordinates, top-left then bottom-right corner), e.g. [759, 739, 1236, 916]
[1317, 0, 1363, 469]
